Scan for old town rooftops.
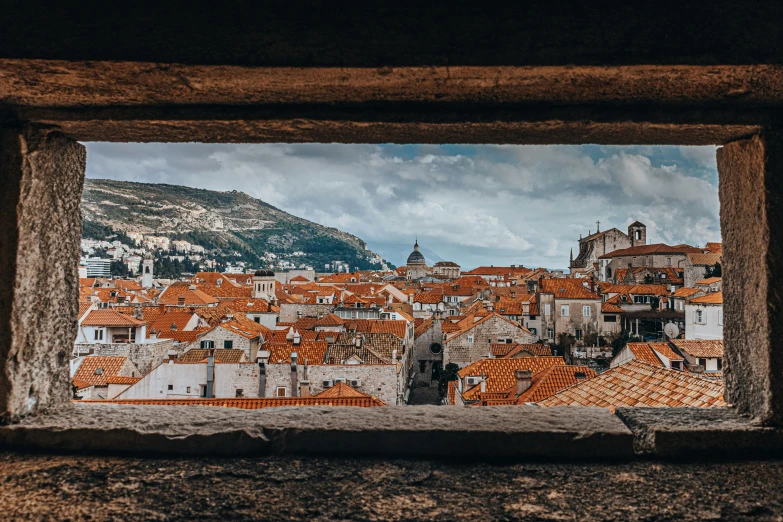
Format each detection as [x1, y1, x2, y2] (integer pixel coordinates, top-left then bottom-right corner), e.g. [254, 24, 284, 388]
[538, 360, 726, 411]
[177, 349, 247, 363]
[599, 243, 703, 258]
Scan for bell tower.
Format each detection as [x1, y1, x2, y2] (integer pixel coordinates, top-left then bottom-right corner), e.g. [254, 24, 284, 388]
[142, 252, 154, 288]
[628, 221, 647, 247]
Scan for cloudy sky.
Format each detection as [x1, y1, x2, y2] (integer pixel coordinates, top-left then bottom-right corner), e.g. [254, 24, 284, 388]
[84, 143, 721, 269]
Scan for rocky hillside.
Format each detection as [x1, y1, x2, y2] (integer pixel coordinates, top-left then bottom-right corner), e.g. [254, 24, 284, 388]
[82, 179, 391, 271]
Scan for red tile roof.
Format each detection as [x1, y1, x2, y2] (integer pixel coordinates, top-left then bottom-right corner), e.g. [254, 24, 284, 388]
[689, 292, 723, 304]
[670, 339, 723, 358]
[625, 343, 664, 366]
[177, 349, 247, 363]
[539, 360, 726, 411]
[314, 382, 369, 398]
[539, 279, 599, 300]
[599, 243, 703, 258]
[81, 310, 146, 327]
[73, 356, 132, 387]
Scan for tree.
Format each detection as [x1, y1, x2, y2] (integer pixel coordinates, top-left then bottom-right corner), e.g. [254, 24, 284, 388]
[607, 329, 632, 357]
[704, 262, 722, 278]
[437, 363, 461, 399]
[556, 332, 575, 362]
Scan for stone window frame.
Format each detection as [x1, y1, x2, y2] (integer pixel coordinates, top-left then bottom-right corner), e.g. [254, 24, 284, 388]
[1, 57, 782, 461]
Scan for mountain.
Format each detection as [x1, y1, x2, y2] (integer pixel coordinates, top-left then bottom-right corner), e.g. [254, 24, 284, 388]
[81, 179, 393, 271]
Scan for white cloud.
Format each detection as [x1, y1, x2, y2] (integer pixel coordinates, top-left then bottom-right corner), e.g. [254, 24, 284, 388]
[84, 143, 721, 269]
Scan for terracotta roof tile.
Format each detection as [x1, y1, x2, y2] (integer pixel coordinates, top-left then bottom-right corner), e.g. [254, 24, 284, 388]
[73, 356, 132, 387]
[539, 360, 726, 411]
[457, 357, 566, 400]
[267, 341, 328, 364]
[539, 279, 600, 299]
[599, 243, 703, 258]
[626, 343, 664, 366]
[670, 340, 723, 358]
[81, 310, 146, 327]
[314, 382, 369, 398]
[177, 349, 247, 363]
[689, 292, 723, 304]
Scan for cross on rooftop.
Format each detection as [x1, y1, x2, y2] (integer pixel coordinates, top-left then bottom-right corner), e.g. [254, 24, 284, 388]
[596, 220, 601, 232]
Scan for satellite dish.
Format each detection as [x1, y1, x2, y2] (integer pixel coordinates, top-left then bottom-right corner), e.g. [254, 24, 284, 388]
[664, 322, 679, 339]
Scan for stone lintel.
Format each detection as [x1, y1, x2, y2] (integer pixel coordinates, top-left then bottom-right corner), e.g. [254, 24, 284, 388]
[0, 404, 635, 460]
[617, 408, 783, 458]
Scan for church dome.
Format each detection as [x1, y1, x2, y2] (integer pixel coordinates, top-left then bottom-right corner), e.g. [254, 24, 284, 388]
[406, 240, 426, 265]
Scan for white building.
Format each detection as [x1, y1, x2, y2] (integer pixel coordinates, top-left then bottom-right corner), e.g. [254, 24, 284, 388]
[76, 310, 148, 345]
[85, 257, 112, 278]
[684, 292, 723, 340]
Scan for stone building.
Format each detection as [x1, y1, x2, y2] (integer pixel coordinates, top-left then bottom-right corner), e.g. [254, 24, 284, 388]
[442, 313, 534, 367]
[405, 240, 431, 280]
[141, 252, 154, 288]
[185, 320, 268, 362]
[252, 269, 276, 301]
[537, 279, 604, 344]
[432, 261, 460, 279]
[570, 220, 645, 276]
[411, 314, 445, 386]
[684, 251, 723, 287]
[600, 243, 703, 282]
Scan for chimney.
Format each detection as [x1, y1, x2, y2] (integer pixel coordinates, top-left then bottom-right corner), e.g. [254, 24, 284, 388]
[392, 349, 398, 362]
[293, 332, 301, 345]
[167, 349, 177, 364]
[290, 352, 299, 397]
[480, 379, 487, 393]
[299, 380, 310, 397]
[170, 322, 177, 331]
[206, 348, 215, 398]
[691, 364, 704, 374]
[514, 369, 533, 396]
[256, 350, 270, 397]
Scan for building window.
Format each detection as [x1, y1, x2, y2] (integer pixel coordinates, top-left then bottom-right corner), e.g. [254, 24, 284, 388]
[529, 328, 537, 335]
[93, 329, 103, 341]
[545, 304, 551, 316]
[672, 361, 681, 370]
[467, 335, 474, 344]
[575, 329, 583, 340]
[167, 384, 173, 390]
[200, 340, 215, 349]
[697, 358, 705, 367]
[429, 343, 442, 354]
[604, 315, 616, 322]
[546, 328, 554, 339]
[186, 387, 191, 393]
[560, 305, 569, 317]
[666, 257, 672, 266]
[718, 358, 723, 371]
[224, 340, 233, 349]
[236, 389, 244, 397]
[582, 305, 591, 317]
[276, 387, 287, 397]
[695, 310, 704, 324]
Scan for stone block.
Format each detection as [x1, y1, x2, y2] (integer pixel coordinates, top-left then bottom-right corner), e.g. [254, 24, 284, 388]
[617, 407, 783, 458]
[718, 134, 783, 425]
[0, 127, 85, 423]
[0, 404, 634, 460]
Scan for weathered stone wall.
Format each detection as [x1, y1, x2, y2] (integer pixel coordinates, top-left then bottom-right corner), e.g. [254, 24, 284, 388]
[185, 327, 256, 361]
[412, 319, 444, 386]
[265, 363, 398, 405]
[444, 316, 533, 366]
[84, 340, 174, 376]
[718, 134, 783, 425]
[0, 127, 85, 423]
[279, 303, 336, 322]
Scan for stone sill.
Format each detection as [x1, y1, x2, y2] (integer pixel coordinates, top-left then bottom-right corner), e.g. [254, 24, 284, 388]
[0, 404, 780, 461]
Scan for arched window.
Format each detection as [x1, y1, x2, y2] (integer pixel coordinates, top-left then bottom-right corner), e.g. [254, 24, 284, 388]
[429, 343, 442, 355]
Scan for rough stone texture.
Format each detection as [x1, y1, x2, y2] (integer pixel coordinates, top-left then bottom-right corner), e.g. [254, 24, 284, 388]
[0, 127, 85, 423]
[718, 135, 783, 425]
[0, 403, 634, 460]
[2, 453, 783, 521]
[617, 408, 783, 458]
[81, 339, 174, 375]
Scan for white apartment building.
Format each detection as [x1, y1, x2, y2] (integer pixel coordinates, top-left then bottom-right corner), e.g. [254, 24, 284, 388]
[684, 292, 723, 340]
